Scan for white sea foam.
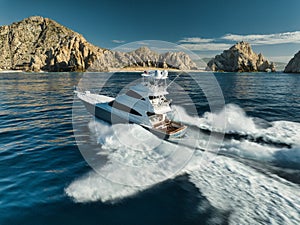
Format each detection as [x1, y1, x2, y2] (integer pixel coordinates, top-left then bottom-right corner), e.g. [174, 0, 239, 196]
[186, 154, 300, 225]
[184, 105, 300, 224]
[170, 105, 202, 127]
[220, 139, 278, 161]
[67, 103, 300, 224]
[205, 105, 300, 164]
[89, 120, 168, 166]
[172, 104, 300, 165]
[65, 171, 143, 203]
[172, 104, 260, 135]
[199, 103, 258, 133]
[77, 118, 195, 187]
[209, 104, 300, 148]
[263, 120, 300, 146]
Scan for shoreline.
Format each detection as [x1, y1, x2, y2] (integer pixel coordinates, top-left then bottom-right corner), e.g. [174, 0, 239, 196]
[0, 67, 205, 73]
[0, 70, 23, 73]
[0, 68, 286, 73]
[107, 67, 205, 73]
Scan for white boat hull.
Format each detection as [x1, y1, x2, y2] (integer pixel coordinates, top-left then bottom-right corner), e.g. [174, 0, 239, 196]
[79, 96, 187, 139]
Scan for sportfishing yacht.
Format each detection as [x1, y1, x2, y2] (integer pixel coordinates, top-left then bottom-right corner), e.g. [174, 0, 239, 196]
[75, 70, 187, 139]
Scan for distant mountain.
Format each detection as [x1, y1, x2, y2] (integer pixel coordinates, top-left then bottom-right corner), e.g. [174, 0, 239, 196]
[284, 51, 300, 73]
[206, 41, 276, 72]
[89, 46, 198, 72]
[0, 16, 198, 72]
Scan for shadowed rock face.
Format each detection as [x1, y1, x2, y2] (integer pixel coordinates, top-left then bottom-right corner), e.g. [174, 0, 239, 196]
[206, 41, 276, 72]
[0, 16, 198, 72]
[284, 51, 300, 73]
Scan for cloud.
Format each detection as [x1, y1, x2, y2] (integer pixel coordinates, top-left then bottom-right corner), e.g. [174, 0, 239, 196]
[222, 31, 300, 45]
[112, 40, 125, 44]
[134, 41, 149, 46]
[178, 31, 300, 52]
[178, 36, 231, 51]
[179, 43, 231, 51]
[178, 37, 214, 43]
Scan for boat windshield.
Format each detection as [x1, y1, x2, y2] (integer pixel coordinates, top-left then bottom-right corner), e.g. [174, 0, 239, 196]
[148, 113, 164, 124]
[108, 101, 142, 116]
[126, 90, 145, 100]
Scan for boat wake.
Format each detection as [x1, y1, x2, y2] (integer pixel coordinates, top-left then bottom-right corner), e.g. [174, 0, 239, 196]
[66, 104, 300, 224]
[173, 104, 300, 165]
[186, 155, 300, 225]
[65, 171, 142, 203]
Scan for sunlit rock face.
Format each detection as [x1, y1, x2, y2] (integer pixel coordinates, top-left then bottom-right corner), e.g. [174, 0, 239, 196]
[0, 16, 198, 72]
[207, 41, 275, 72]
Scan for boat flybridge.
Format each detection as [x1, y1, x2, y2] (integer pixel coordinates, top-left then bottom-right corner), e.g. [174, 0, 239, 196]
[76, 70, 187, 139]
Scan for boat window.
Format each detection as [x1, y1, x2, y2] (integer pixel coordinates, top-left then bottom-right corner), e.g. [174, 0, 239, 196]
[126, 90, 145, 100]
[149, 96, 157, 100]
[108, 100, 142, 116]
[147, 112, 156, 117]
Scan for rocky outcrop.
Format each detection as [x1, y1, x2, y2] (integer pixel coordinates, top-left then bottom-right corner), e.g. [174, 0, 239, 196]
[0, 16, 105, 72]
[0, 16, 198, 72]
[284, 51, 300, 73]
[88, 47, 198, 71]
[207, 41, 275, 72]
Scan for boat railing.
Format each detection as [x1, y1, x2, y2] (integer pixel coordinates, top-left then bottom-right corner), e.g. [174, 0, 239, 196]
[142, 70, 169, 93]
[151, 99, 171, 108]
[152, 85, 168, 94]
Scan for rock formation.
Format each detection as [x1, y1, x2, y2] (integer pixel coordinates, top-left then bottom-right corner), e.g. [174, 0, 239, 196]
[88, 47, 198, 71]
[0, 16, 198, 72]
[284, 51, 300, 73]
[207, 41, 275, 72]
[0, 16, 104, 72]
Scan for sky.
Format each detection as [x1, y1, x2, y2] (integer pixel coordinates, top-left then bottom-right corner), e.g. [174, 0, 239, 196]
[1, 0, 300, 62]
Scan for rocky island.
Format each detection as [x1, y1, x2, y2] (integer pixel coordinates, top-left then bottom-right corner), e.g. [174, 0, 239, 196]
[206, 41, 276, 72]
[284, 51, 300, 73]
[0, 16, 197, 72]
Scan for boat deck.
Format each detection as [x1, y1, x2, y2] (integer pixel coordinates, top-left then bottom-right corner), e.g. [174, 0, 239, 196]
[153, 121, 186, 134]
[76, 91, 115, 105]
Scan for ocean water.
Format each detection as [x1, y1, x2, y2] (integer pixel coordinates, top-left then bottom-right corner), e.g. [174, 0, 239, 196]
[0, 71, 299, 225]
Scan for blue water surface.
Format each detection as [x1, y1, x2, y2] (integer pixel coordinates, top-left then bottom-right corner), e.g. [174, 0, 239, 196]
[0, 72, 299, 225]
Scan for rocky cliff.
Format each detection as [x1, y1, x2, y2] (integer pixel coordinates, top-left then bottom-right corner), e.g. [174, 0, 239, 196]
[284, 51, 300, 73]
[207, 41, 275, 72]
[0, 16, 105, 72]
[0, 16, 197, 72]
